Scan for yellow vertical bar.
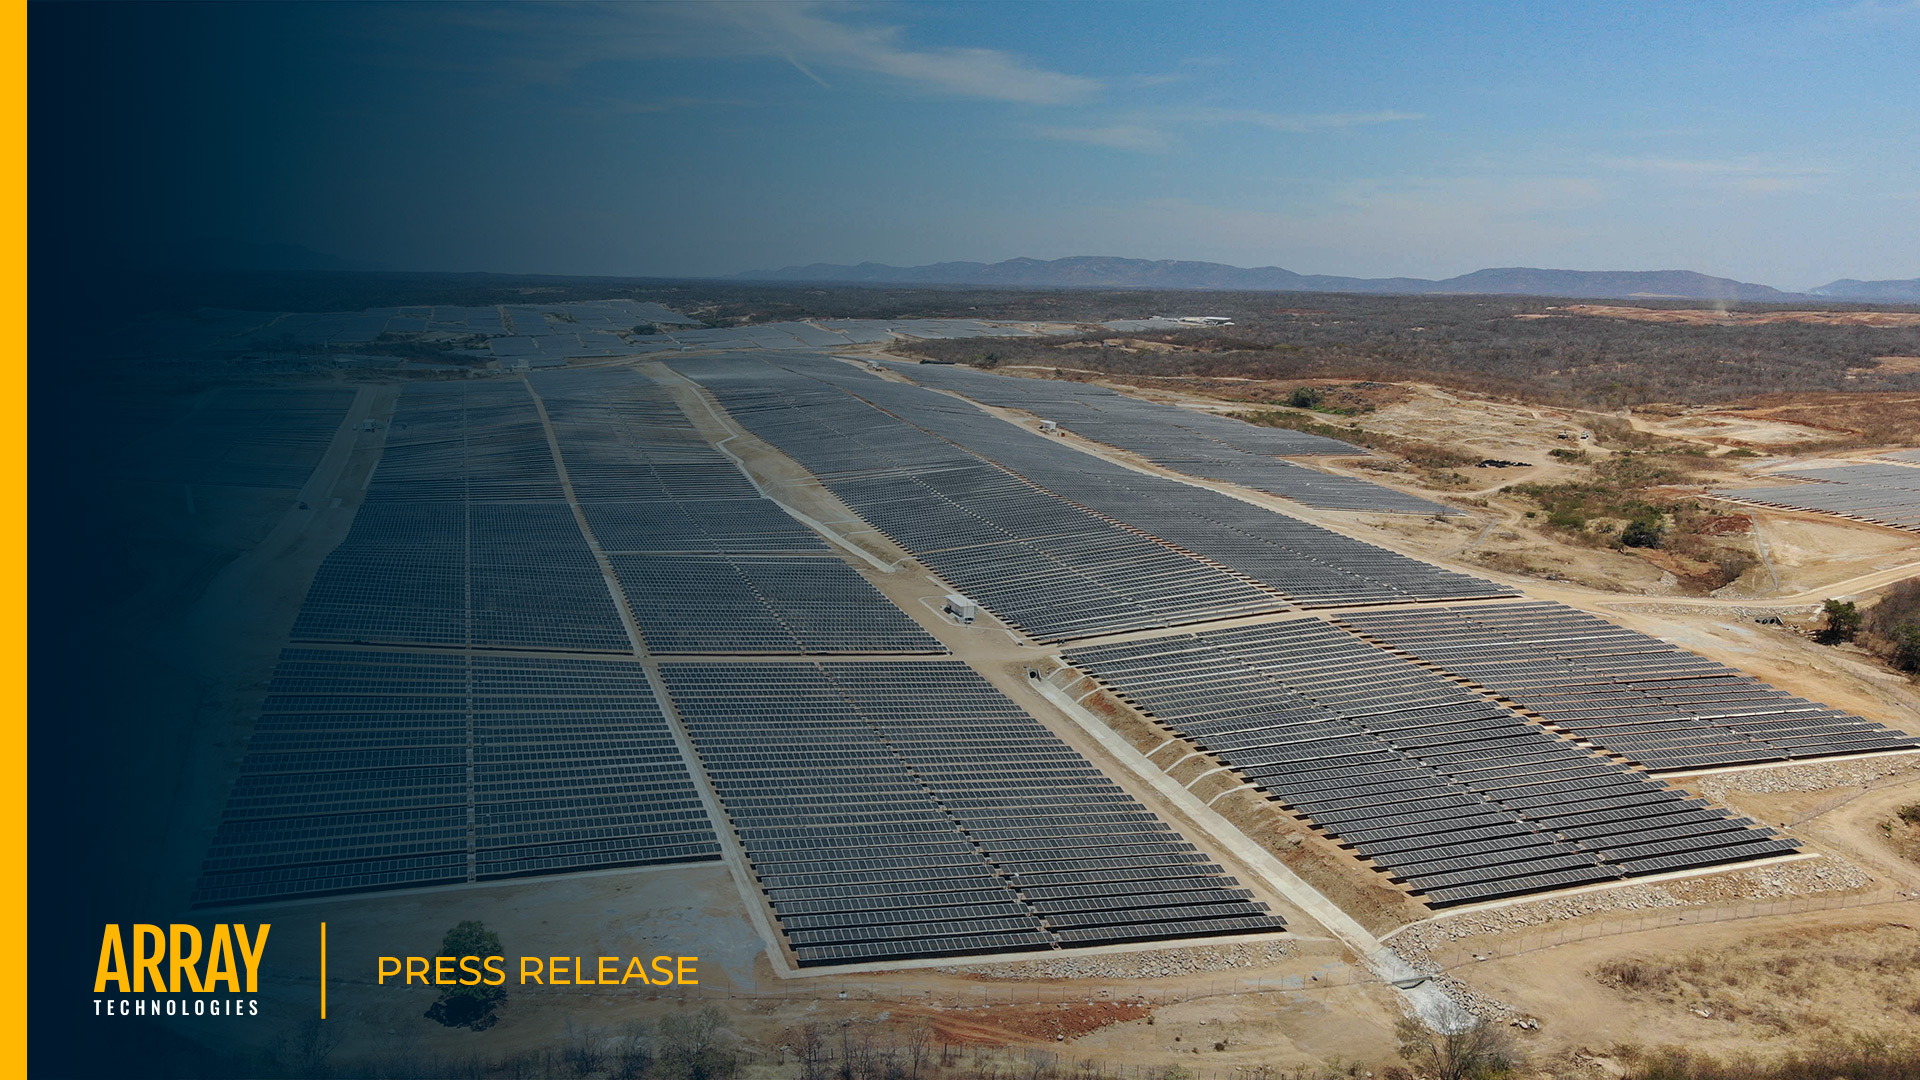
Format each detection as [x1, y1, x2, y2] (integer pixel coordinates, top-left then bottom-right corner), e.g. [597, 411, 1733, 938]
[320, 922, 328, 1019]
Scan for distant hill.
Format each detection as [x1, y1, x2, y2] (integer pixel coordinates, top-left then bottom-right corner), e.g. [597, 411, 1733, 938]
[736, 256, 1799, 300]
[1807, 278, 1920, 303]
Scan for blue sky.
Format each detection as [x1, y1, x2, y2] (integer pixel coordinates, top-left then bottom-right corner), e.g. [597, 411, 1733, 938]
[37, 1, 1920, 288]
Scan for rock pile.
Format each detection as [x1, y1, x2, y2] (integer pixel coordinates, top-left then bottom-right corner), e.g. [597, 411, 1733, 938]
[1696, 754, 1920, 800]
[933, 941, 1294, 980]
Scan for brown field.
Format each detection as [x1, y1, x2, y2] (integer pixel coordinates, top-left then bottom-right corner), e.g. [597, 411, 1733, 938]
[1538, 304, 1920, 327]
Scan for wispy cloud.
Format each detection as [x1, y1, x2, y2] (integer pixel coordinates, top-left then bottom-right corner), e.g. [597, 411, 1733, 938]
[393, 2, 1099, 106]
[1599, 155, 1832, 193]
[1031, 125, 1173, 153]
[1050, 176, 1613, 278]
[1022, 105, 1420, 155]
[724, 3, 1100, 104]
[1840, 0, 1920, 19]
[1193, 109, 1425, 133]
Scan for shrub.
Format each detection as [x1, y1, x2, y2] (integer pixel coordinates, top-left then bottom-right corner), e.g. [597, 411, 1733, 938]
[424, 921, 507, 1030]
[1622, 518, 1664, 548]
[1864, 579, 1920, 670]
[1818, 599, 1863, 644]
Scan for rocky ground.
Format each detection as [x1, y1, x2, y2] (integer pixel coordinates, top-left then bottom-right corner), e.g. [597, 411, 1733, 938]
[933, 941, 1297, 981]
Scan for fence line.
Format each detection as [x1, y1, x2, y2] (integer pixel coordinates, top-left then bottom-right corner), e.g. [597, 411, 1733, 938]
[1782, 767, 1918, 827]
[292, 888, 1913, 1013]
[1416, 889, 1912, 974]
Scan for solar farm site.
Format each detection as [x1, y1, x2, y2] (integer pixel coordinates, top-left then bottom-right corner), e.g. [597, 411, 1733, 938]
[167, 303, 1918, 1000]
[1714, 458, 1920, 531]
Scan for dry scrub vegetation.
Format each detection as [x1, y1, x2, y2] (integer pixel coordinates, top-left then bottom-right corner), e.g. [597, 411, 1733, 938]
[898, 295, 1920, 409]
[1589, 922, 1920, 1043]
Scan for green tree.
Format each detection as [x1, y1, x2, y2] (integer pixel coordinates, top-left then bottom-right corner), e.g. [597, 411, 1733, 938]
[1621, 517, 1663, 549]
[1818, 599, 1862, 644]
[1286, 386, 1323, 409]
[424, 921, 507, 1030]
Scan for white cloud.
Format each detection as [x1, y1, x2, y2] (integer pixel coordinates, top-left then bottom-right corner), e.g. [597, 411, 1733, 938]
[1030, 124, 1173, 153]
[721, 2, 1101, 104]
[1192, 109, 1425, 133]
[1044, 176, 1614, 279]
[396, 2, 1100, 106]
[1599, 156, 1831, 193]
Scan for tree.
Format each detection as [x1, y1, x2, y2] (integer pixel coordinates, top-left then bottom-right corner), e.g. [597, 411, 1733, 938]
[424, 921, 507, 1030]
[659, 1007, 739, 1080]
[1395, 1016, 1521, 1080]
[1286, 386, 1323, 409]
[1621, 518, 1663, 549]
[795, 1023, 830, 1080]
[1818, 599, 1862, 644]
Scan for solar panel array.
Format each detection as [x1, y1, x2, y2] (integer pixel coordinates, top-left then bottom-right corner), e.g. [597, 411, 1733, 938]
[530, 369, 944, 655]
[612, 553, 944, 654]
[682, 357, 1288, 641]
[530, 368, 829, 553]
[128, 386, 357, 489]
[661, 661, 1284, 965]
[1063, 619, 1800, 906]
[291, 381, 630, 651]
[741, 360, 1494, 607]
[194, 649, 719, 905]
[680, 354, 1508, 638]
[893, 362, 1452, 515]
[1336, 603, 1918, 770]
[1714, 463, 1920, 530]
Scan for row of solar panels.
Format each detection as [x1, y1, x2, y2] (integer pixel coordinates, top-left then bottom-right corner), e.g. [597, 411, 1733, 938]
[529, 368, 948, 655]
[1715, 464, 1920, 530]
[796, 359, 1501, 605]
[1334, 602, 1918, 770]
[193, 649, 722, 905]
[1062, 618, 1802, 906]
[292, 382, 632, 652]
[663, 661, 1284, 965]
[890, 361, 1452, 515]
[680, 354, 1509, 642]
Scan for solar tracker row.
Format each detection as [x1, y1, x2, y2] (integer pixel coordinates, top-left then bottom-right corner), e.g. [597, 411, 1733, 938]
[785, 360, 1510, 606]
[291, 381, 630, 652]
[679, 354, 1509, 636]
[530, 368, 830, 554]
[680, 359, 1287, 640]
[1062, 618, 1798, 906]
[521, 368, 943, 654]
[1334, 603, 1918, 770]
[893, 361, 1452, 515]
[194, 649, 719, 905]
[660, 660, 1283, 965]
[1714, 463, 1920, 530]
[610, 553, 944, 654]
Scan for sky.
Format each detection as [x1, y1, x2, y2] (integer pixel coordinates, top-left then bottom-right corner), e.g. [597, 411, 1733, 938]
[31, 0, 1920, 289]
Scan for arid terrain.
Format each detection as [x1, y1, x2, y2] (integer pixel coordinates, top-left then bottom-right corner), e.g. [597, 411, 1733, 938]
[48, 288, 1920, 1080]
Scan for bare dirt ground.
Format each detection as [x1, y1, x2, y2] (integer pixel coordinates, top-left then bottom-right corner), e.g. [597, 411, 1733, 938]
[115, 356, 1920, 1077]
[1520, 304, 1920, 328]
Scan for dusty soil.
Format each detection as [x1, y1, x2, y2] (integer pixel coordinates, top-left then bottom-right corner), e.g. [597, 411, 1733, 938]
[106, 355, 1920, 1078]
[1532, 304, 1920, 328]
[1713, 391, 1920, 445]
[906, 1000, 1154, 1044]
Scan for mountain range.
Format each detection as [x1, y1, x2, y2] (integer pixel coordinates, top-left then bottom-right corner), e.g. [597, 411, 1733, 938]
[737, 256, 1920, 303]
